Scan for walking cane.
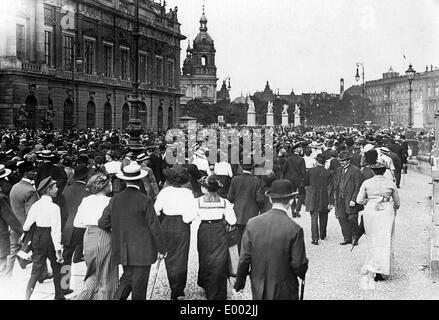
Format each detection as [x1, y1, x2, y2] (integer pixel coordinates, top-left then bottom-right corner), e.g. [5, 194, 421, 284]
[299, 277, 305, 300]
[149, 256, 164, 300]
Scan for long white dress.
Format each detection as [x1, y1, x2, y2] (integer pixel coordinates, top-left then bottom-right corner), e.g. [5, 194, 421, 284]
[356, 175, 400, 288]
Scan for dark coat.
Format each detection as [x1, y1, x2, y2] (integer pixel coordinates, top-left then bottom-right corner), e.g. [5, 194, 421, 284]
[234, 209, 308, 300]
[98, 187, 165, 266]
[9, 179, 39, 225]
[332, 164, 362, 215]
[387, 151, 402, 171]
[61, 181, 89, 246]
[304, 165, 333, 212]
[0, 192, 22, 258]
[351, 153, 362, 169]
[282, 154, 306, 186]
[227, 173, 265, 225]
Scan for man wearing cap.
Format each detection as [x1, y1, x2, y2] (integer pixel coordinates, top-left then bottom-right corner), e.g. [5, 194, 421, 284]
[60, 164, 90, 295]
[332, 150, 362, 246]
[282, 143, 306, 218]
[234, 180, 308, 300]
[228, 162, 265, 253]
[0, 165, 23, 280]
[377, 147, 395, 182]
[23, 177, 65, 300]
[98, 164, 166, 300]
[5, 161, 38, 277]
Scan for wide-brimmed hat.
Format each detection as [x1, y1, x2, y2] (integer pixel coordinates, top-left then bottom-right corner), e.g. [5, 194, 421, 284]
[266, 180, 298, 199]
[194, 149, 206, 159]
[198, 175, 223, 192]
[73, 164, 89, 180]
[338, 150, 352, 161]
[86, 173, 111, 194]
[37, 176, 57, 194]
[116, 164, 148, 181]
[136, 153, 149, 162]
[38, 150, 55, 159]
[0, 164, 12, 179]
[380, 147, 391, 155]
[17, 161, 35, 174]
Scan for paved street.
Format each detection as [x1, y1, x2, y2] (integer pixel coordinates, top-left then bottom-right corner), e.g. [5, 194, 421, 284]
[1, 169, 438, 300]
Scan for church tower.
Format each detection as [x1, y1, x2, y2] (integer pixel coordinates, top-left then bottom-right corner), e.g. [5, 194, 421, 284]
[180, 4, 218, 106]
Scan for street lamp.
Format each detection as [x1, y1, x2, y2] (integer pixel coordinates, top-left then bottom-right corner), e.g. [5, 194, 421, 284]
[405, 63, 416, 128]
[355, 62, 365, 125]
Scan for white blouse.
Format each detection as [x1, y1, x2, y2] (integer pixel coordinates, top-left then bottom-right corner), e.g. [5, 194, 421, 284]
[197, 196, 236, 225]
[214, 162, 233, 177]
[23, 195, 62, 251]
[74, 194, 111, 228]
[154, 186, 198, 224]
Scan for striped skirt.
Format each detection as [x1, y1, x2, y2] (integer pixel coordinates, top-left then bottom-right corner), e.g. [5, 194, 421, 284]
[75, 226, 118, 300]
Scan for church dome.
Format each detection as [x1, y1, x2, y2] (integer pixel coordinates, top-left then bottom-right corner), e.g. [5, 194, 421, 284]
[232, 96, 247, 104]
[194, 32, 213, 45]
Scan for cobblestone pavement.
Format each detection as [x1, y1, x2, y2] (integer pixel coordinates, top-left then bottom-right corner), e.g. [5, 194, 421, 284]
[1, 169, 438, 300]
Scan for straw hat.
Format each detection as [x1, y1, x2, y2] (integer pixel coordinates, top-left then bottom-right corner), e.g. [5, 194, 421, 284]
[0, 164, 12, 179]
[38, 150, 55, 159]
[116, 164, 148, 181]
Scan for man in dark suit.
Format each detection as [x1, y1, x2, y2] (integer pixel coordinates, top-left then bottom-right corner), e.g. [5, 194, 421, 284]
[383, 147, 402, 188]
[147, 145, 167, 188]
[228, 163, 265, 253]
[98, 164, 166, 300]
[304, 154, 333, 245]
[60, 164, 90, 295]
[351, 146, 362, 168]
[282, 144, 306, 218]
[398, 135, 409, 173]
[234, 180, 308, 300]
[332, 150, 362, 246]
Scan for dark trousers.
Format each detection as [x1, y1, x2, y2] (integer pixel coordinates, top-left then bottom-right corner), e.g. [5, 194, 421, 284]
[60, 244, 77, 290]
[291, 186, 305, 214]
[25, 227, 63, 300]
[310, 211, 328, 241]
[336, 198, 359, 242]
[113, 265, 151, 300]
[236, 224, 246, 254]
[395, 169, 402, 187]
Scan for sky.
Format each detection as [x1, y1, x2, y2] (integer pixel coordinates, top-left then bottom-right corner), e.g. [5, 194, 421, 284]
[165, 0, 439, 100]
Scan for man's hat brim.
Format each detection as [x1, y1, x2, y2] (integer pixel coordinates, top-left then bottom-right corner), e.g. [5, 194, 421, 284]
[265, 190, 299, 199]
[116, 170, 148, 181]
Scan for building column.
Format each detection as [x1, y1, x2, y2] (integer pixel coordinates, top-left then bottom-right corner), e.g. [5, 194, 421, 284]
[35, 0, 45, 64]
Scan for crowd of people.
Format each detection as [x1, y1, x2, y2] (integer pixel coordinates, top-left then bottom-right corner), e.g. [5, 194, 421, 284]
[0, 124, 410, 299]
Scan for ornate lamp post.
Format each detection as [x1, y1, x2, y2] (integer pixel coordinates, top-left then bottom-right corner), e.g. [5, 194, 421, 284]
[405, 64, 416, 128]
[126, 0, 144, 155]
[355, 62, 365, 124]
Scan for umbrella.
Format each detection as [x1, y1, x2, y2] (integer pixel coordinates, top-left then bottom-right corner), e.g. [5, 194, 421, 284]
[351, 215, 365, 252]
[299, 276, 305, 300]
[149, 256, 164, 300]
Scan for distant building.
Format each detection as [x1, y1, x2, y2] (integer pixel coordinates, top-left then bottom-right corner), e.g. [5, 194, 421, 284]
[363, 66, 439, 128]
[0, 0, 185, 131]
[180, 6, 218, 106]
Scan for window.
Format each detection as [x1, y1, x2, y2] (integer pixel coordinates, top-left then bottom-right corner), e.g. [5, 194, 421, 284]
[63, 34, 74, 71]
[167, 59, 175, 87]
[155, 56, 163, 86]
[201, 56, 207, 66]
[84, 39, 95, 74]
[120, 48, 129, 80]
[139, 53, 147, 83]
[103, 44, 113, 77]
[201, 87, 208, 98]
[16, 24, 25, 60]
[44, 29, 53, 66]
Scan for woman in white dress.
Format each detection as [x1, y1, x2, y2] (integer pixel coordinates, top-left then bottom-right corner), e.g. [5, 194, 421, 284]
[356, 162, 400, 289]
[73, 173, 118, 300]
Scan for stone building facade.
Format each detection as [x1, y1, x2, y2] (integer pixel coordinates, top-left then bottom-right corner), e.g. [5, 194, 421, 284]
[180, 7, 218, 106]
[0, 0, 185, 132]
[365, 66, 439, 129]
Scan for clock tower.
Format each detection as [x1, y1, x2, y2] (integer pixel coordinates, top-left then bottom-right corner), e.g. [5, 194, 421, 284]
[180, 5, 218, 105]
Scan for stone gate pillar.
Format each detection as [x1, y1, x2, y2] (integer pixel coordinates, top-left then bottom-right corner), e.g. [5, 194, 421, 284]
[430, 110, 439, 279]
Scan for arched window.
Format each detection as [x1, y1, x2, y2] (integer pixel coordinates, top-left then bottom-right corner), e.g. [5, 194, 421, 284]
[25, 95, 38, 130]
[86, 101, 96, 128]
[168, 106, 173, 129]
[157, 105, 163, 132]
[201, 56, 207, 66]
[104, 102, 112, 130]
[122, 103, 130, 129]
[63, 99, 74, 130]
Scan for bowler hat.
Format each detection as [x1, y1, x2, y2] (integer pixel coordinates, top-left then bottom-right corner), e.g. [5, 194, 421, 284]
[338, 150, 352, 161]
[17, 161, 35, 174]
[266, 180, 298, 199]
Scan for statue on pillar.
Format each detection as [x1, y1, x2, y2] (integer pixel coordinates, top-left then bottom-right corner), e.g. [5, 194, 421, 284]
[16, 105, 28, 129]
[42, 104, 55, 130]
[267, 101, 273, 114]
[248, 98, 255, 113]
[282, 104, 289, 115]
[294, 104, 301, 116]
